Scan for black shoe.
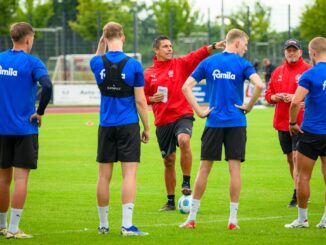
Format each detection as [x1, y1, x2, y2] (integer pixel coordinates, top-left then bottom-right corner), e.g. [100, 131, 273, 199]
[288, 199, 297, 208]
[159, 203, 176, 211]
[181, 183, 192, 195]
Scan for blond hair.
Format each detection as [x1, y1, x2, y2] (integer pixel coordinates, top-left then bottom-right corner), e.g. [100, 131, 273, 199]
[10, 22, 35, 43]
[309, 37, 326, 55]
[226, 29, 249, 44]
[103, 22, 124, 40]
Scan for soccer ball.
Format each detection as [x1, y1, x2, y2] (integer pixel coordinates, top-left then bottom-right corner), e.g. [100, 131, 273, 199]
[178, 195, 192, 214]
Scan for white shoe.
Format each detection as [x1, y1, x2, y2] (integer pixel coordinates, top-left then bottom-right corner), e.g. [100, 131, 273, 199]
[6, 230, 32, 239]
[0, 227, 7, 236]
[316, 221, 326, 229]
[284, 219, 309, 228]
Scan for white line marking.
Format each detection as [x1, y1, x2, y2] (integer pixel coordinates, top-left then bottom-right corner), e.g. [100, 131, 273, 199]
[34, 213, 321, 236]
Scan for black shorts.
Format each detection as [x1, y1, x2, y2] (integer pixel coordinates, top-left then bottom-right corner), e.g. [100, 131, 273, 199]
[201, 127, 246, 162]
[97, 123, 140, 163]
[156, 115, 194, 158]
[278, 131, 298, 154]
[0, 135, 38, 169]
[297, 131, 326, 160]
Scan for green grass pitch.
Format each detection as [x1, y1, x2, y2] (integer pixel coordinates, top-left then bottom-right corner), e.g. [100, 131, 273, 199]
[8, 108, 325, 244]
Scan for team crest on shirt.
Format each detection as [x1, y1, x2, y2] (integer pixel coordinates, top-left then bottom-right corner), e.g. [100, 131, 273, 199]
[277, 75, 282, 82]
[0, 66, 18, 76]
[168, 70, 174, 78]
[295, 74, 301, 83]
[150, 74, 157, 82]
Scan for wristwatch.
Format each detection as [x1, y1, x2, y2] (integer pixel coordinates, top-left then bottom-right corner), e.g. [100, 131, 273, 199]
[211, 42, 217, 49]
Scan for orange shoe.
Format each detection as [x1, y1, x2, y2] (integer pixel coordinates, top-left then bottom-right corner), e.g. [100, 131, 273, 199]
[228, 223, 240, 230]
[179, 220, 196, 229]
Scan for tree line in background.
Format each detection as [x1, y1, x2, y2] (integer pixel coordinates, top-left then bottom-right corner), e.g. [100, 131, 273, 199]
[1, 0, 325, 66]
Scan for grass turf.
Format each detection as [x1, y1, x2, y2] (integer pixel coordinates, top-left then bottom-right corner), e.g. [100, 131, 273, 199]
[5, 107, 325, 244]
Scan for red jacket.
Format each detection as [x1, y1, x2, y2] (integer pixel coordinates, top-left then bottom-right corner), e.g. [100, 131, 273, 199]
[144, 46, 210, 126]
[265, 57, 311, 131]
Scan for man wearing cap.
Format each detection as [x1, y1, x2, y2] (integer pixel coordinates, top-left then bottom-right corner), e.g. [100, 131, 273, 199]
[265, 39, 311, 207]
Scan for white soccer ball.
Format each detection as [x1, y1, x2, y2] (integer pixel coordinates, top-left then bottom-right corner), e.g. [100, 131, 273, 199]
[178, 195, 192, 214]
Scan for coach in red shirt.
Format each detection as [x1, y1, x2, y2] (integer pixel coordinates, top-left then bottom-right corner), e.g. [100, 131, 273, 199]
[265, 39, 311, 208]
[144, 36, 224, 211]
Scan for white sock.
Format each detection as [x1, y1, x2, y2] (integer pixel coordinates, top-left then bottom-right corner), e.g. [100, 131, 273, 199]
[298, 207, 307, 223]
[187, 199, 200, 222]
[8, 208, 23, 233]
[229, 202, 239, 224]
[321, 206, 326, 222]
[97, 206, 109, 228]
[122, 203, 134, 228]
[0, 212, 7, 228]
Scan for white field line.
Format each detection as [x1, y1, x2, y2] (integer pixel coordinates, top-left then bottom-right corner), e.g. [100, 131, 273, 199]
[34, 213, 320, 236]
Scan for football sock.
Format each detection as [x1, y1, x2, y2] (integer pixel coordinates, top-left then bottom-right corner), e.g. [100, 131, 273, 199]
[292, 189, 297, 201]
[97, 206, 109, 229]
[183, 176, 190, 186]
[298, 207, 307, 223]
[167, 195, 175, 205]
[0, 212, 7, 229]
[122, 203, 134, 228]
[8, 208, 22, 234]
[229, 202, 239, 224]
[321, 206, 326, 222]
[187, 198, 200, 221]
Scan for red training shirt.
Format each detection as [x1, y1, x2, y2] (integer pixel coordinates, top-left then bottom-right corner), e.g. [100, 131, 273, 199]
[144, 46, 210, 126]
[264, 57, 311, 131]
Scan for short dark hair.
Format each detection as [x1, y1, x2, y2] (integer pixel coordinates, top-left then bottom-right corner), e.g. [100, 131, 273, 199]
[152, 35, 170, 49]
[10, 22, 35, 43]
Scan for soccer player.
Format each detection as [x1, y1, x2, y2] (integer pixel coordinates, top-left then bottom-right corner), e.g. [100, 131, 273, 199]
[265, 39, 311, 207]
[0, 22, 53, 239]
[180, 29, 264, 229]
[285, 37, 326, 228]
[144, 35, 225, 211]
[90, 22, 150, 236]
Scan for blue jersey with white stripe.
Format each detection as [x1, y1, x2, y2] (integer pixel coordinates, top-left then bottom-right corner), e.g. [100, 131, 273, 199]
[191, 52, 256, 127]
[90, 51, 144, 126]
[0, 50, 48, 135]
[299, 62, 326, 134]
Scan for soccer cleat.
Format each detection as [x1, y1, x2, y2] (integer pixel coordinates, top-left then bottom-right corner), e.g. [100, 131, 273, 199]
[228, 223, 240, 230]
[120, 225, 149, 236]
[179, 220, 196, 229]
[98, 226, 109, 234]
[316, 221, 326, 229]
[6, 230, 32, 239]
[159, 203, 176, 211]
[288, 199, 297, 208]
[284, 219, 309, 228]
[181, 182, 192, 195]
[0, 228, 7, 236]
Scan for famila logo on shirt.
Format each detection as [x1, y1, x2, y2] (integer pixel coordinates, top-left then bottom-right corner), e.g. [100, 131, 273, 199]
[0, 66, 18, 76]
[212, 69, 235, 80]
[100, 69, 126, 80]
[323, 80, 326, 91]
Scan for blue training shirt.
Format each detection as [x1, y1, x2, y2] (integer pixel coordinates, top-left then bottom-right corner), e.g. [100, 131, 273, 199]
[299, 62, 326, 134]
[90, 51, 144, 127]
[191, 52, 256, 128]
[0, 50, 48, 135]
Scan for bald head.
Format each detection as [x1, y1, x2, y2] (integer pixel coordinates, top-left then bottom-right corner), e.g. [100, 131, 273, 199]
[309, 37, 326, 65]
